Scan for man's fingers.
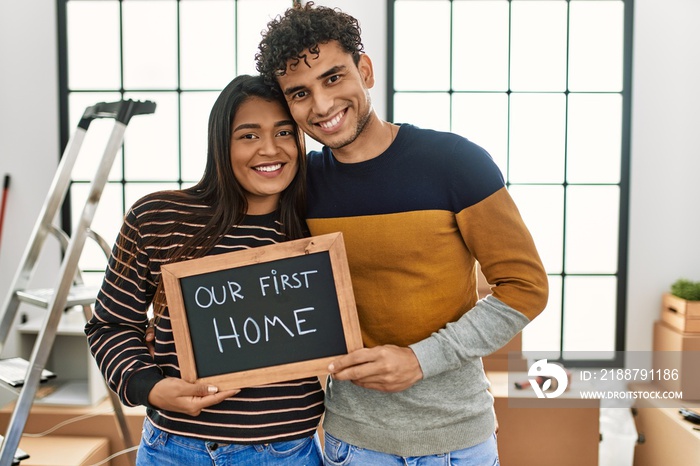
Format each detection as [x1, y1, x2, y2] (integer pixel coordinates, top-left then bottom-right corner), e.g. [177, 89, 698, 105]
[328, 348, 375, 373]
[328, 345, 424, 392]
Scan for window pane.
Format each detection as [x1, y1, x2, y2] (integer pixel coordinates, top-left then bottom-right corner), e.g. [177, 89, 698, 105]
[565, 186, 619, 274]
[509, 186, 564, 274]
[237, 0, 292, 76]
[122, 1, 178, 89]
[394, 1, 451, 91]
[71, 182, 123, 271]
[567, 93, 622, 184]
[69, 92, 124, 182]
[568, 1, 624, 92]
[181, 91, 220, 183]
[81, 272, 109, 289]
[67, 1, 121, 90]
[563, 276, 617, 352]
[180, 0, 236, 89]
[452, 93, 508, 176]
[510, 1, 568, 91]
[509, 93, 566, 183]
[123, 92, 179, 181]
[125, 183, 180, 209]
[522, 275, 562, 352]
[452, 1, 509, 91]
[393, 93, 451, 132]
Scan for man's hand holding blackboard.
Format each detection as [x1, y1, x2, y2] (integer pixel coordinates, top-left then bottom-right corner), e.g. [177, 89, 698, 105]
[148, 377, 240, 416]
[328, 345, 424, 393]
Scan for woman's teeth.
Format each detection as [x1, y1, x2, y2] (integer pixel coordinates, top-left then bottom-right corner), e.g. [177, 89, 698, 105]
[254, 164, 282, 172]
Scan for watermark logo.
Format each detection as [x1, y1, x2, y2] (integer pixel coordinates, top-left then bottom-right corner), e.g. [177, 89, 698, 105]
[528, 359, 569, 399]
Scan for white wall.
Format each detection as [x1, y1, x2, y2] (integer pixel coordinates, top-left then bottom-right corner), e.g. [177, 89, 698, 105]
[0, 0, 698, 358]
[626, 0, 700, 350]
[0, 0, 61, 360]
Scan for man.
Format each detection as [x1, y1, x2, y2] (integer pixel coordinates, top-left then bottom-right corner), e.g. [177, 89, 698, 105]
[255, 3, 549, 464]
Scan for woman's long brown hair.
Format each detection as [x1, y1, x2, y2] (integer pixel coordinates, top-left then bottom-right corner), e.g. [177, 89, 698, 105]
[114, 75, 307, 318]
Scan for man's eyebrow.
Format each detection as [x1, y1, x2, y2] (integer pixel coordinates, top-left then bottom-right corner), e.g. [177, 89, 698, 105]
[318, 65, 347, 80]
[283, 86, 305, 97]
[282, 65, 348, 97]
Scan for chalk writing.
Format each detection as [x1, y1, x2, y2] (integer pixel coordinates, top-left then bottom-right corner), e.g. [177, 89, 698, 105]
[212, 307, 317, 353]
[259, 269, 319, 296]
[171, 248, 351, 378]
[194, 281, 244, 308]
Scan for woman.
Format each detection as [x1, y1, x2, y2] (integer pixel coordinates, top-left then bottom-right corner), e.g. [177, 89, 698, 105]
[85, 75, 324, 465]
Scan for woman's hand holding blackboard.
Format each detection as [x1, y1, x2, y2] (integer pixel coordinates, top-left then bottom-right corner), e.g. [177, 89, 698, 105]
[328, 345, 424, 393]
[147, 377, 240, 416]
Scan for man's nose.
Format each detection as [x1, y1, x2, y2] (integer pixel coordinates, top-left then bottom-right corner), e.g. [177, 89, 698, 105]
[311, 90, 334, 117]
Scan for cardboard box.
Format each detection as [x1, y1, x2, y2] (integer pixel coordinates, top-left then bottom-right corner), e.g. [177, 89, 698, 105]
[661, 293, 700, 333]
[652, 320, 700, 400]
[630, 382, 700, 466]
[482, 355, 528, 372]
[482, 332, 528, 372]
[488, 371, 600, 466]
[0, 399, 145, 466]
[18, 435, 109, 466]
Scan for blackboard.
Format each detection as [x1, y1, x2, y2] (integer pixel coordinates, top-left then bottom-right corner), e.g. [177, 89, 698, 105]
[161, 232, 362, 390]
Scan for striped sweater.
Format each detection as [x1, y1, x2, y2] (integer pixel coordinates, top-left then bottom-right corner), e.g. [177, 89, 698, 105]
[306, 124, 549, 456]
[85, 194, 324, 443]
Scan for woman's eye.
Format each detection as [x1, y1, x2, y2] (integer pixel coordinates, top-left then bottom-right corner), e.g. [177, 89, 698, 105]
[242, 133, 257, 139]
[277, 129, 293, 137]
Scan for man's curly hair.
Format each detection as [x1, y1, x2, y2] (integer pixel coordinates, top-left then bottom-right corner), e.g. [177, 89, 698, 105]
[256, 2, 364, 85]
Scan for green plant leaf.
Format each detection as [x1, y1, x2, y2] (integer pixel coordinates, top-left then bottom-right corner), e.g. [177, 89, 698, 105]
[670, 278, 700, 301]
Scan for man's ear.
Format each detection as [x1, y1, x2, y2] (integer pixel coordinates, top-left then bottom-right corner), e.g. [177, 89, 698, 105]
[358, 53, 375, 89]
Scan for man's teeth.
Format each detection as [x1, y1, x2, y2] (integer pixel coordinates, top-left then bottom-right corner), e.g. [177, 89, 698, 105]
[254, 164, 282, 172]
[319, 111, 344, 129]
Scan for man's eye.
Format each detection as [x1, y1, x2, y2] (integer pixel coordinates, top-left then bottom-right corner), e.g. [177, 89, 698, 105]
[294, 90, 307, 99]
[328, 75, 340, 84]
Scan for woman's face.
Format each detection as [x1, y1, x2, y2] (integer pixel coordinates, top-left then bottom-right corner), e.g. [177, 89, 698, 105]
[229, 97, 299, 215]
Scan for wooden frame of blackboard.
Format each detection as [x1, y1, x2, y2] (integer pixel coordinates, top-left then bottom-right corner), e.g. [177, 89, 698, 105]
[161, 232, 362, 390]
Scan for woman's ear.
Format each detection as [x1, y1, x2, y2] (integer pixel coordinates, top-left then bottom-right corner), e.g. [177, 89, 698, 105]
[357, 53, 375, 89]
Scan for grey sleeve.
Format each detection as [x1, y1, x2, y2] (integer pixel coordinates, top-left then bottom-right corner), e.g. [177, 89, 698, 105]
[409, 295, 529, 379]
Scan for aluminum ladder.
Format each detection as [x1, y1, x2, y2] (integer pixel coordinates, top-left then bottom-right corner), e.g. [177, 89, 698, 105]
[0, 99, 156, 465]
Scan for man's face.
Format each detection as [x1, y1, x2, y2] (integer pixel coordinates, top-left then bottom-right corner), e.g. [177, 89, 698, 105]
[276, 41, 375, 151]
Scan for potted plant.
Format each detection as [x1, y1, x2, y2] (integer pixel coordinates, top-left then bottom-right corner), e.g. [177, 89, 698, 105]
[662, 278, 700, 333]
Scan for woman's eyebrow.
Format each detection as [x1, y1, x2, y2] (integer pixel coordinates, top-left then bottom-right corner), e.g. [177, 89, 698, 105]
[233, 120, 294, 132]
[232, 123, 260, 132]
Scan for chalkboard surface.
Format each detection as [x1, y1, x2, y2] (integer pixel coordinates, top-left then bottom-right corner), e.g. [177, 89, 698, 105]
[161, 232, 362, 389]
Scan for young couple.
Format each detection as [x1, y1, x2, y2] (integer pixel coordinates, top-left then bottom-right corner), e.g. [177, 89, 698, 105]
[86, 3, 548, 466]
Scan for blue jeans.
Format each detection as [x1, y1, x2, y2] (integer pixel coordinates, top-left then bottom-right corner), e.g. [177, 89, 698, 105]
[323, 432, 499, 466]
[136, 418, 323, 466]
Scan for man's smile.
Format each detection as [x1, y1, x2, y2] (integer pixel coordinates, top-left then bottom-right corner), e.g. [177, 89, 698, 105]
[317, 110, 346, 130]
